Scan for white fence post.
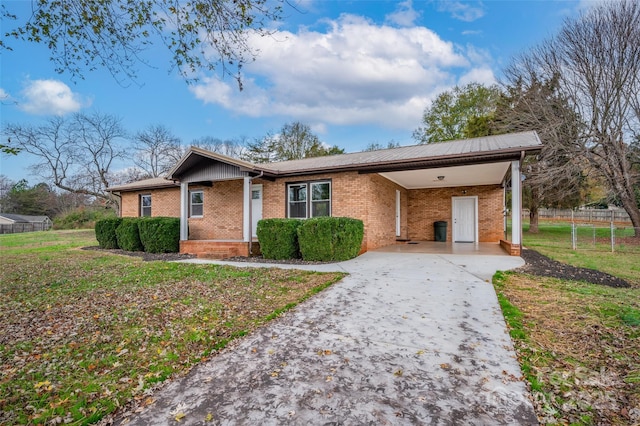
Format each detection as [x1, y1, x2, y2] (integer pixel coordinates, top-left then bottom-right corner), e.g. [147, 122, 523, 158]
[610, 221, 615, 253]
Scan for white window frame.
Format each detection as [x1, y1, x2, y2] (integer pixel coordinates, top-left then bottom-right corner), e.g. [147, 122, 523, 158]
[190, 190, 204, 218]
[140, 194, 152, 217]
[287, 181, 331, 219]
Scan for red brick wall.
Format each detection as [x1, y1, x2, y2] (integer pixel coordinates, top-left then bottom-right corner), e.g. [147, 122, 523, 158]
[188, 180, 244, 240]
[407, 185, 503, 242]
[120, 187, 180, 218]
[119, 181, 244, 240]
[257, 172, 407, 251]
[118, 177, 504, 249]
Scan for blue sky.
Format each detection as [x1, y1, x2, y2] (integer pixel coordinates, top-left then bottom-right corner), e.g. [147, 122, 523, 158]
[1, 0, 597, 185]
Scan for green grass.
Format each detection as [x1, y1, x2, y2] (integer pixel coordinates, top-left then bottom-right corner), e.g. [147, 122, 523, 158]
[494, 225, 640, 424]
[517, 221, 640, 286]
[0, 230, 345, 425]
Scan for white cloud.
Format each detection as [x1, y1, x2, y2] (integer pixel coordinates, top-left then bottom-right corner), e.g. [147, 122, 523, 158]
[19, 79, 87, 115]
[437, 1, 485, 22]
[191, 14, 494, 130]
[385, 0, 421, 27]
[457, 67, 496, 86]
[0, 88, 9, 100]
[461, 29, 482, 36]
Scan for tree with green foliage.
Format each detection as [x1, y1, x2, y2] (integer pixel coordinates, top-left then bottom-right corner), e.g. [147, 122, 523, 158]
[1, 180, 57, 216]
[243, 122, 344, 163]
[1, 0, 284, 87]
[413, 83, 502, 143]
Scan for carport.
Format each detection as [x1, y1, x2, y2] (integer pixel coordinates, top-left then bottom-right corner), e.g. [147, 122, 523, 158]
[364, 138, 533, 255]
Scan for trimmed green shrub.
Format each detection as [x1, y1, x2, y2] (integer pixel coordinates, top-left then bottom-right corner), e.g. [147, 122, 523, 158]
[256, 218, 302, 260]
[297, 217, 364, 262]
[138, 217, 180, 253]
[115, 218, 144, 252]
[95, 218, 123, 249]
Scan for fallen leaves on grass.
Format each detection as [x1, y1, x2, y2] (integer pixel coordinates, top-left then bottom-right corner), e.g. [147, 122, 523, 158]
[0, 246, 344, 425]
[500, 273, 640, 425]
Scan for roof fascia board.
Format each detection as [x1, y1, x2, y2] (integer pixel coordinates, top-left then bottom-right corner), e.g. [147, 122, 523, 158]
[266, 146, 540, 178]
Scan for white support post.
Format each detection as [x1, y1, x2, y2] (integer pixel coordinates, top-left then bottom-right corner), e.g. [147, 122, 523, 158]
[243, 177, 251, 242]
[180, 182, 189, 241]
[511, 160, 522, 247]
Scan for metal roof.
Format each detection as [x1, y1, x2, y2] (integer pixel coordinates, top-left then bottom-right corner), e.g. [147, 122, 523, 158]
[0, 213, 51, 223]
[108, 131, 542, 191]
[107, 177, 178, 192]
[260, 131, 541, 175]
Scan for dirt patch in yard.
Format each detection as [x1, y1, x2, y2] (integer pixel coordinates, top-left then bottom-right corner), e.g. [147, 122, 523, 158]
[515, 248, 630, 288]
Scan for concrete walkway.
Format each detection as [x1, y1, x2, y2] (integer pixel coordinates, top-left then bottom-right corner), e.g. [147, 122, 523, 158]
[123, 251, 537, 425]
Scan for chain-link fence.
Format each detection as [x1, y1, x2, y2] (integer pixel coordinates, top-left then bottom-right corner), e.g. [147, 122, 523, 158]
[571, 223, 640, 252]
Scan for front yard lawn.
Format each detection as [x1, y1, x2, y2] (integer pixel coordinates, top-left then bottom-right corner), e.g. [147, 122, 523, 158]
[0, 230, 345, 425]
[495, 271, 640, 425]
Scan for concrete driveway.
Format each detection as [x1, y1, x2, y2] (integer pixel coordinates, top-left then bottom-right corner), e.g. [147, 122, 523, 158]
[122, 251, 537, 425]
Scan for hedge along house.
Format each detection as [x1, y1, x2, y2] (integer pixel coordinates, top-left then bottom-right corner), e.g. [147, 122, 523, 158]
[107, 131, 542, 258]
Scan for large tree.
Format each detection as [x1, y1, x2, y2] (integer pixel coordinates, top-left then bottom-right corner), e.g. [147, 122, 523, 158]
[495, 74, 587, 232]
[1, 0, 284, 87]
[413, 83, 502, 143]
[4, 112, 128, 208]
[133, 124, 183, 178]
[507, 0, 640, 235]
[243, 122, 344, 163]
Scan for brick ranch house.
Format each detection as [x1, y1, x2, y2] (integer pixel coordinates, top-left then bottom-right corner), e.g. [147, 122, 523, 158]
[108, 131, 542, 258]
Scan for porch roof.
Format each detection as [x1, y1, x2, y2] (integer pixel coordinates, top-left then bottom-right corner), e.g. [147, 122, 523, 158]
[261, 131, 541, 176]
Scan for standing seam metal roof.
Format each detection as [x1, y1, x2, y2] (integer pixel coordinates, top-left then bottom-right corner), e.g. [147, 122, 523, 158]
[107, 131, 542, 191]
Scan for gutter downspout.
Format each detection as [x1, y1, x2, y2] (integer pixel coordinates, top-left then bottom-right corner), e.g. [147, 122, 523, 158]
[248, 170, 264, 255]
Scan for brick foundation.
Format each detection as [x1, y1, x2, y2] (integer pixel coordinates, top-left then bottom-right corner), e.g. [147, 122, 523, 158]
[499, 239, 521, 256]
[180, 240, 260, 259]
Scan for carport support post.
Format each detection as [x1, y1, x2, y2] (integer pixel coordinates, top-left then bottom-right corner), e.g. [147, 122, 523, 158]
[180, 182, 189, 241]
[511, 160, 522, 250]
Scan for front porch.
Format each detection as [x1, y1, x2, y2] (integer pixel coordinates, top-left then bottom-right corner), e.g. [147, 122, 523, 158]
[377, 241, 511, 256]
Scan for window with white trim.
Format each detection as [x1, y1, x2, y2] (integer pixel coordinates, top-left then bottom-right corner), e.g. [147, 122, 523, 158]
[287, 181, 331, 219]
[190, 190, 204, 217]
[140, 194, 151, 217]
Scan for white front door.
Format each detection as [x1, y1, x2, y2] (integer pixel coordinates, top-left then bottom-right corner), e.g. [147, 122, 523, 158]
[452, 196, 477, 243]
[251, 184, 263, 238]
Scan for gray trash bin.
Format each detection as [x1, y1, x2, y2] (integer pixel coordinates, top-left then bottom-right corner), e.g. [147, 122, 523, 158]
[434, 221, 447, 242]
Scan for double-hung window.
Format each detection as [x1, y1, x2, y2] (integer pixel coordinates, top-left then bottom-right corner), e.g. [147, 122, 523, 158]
[190, 190, 204, 217]
[287, 181, 331, 219]
[140, 194, 152, 217]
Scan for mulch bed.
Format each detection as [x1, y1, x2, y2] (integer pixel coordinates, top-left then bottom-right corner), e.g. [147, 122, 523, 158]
[81, 246, 196, 262]
[515, 248, 630, 288]
[83, 246, 631, 288]
[224, 255, 334, 265]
